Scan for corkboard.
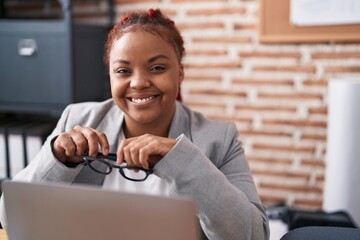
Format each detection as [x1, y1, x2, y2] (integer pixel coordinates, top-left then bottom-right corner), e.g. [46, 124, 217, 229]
[258, 0, 360, 43]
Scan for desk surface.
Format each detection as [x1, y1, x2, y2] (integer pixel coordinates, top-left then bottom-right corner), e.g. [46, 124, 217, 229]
[0, 229, 8, 240]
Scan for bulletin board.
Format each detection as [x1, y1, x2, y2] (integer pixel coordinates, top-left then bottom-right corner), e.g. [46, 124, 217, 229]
[258, 0, 360, 43]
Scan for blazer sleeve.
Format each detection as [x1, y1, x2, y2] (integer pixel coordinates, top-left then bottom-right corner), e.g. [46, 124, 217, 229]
[11, 105, 84, 183]
[1, 98, 117, 185]
[0, 104, 83, 230]
[154, 123, 270, 240]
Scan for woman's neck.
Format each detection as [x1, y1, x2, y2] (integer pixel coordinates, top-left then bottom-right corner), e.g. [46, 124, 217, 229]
[123, 113, 174, 138]
[123, 122, 170, 138]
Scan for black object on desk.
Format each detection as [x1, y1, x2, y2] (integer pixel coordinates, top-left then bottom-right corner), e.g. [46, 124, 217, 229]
[267, 204, 358, 231]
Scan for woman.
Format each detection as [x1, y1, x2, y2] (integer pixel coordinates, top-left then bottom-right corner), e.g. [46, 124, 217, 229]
[0, 9, 269, 240]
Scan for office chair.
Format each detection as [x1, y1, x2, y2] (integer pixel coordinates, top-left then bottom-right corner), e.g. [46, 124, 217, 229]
[280, 226, 360, 240]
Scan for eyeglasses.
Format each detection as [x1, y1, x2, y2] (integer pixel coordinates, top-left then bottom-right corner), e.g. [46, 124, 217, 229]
[82, 153, 153, 182]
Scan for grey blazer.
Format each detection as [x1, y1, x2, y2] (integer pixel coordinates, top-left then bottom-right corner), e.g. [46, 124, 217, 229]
[0, 99, 269, 240]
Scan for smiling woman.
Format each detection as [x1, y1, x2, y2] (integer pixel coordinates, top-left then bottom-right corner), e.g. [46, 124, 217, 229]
[0, 9, 269, 240]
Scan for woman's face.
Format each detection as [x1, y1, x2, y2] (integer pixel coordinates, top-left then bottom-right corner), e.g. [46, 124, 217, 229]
[109, 30, 183, 128]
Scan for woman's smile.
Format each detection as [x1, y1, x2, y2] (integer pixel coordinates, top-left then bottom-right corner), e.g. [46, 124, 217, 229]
[127, 94, 161, 107]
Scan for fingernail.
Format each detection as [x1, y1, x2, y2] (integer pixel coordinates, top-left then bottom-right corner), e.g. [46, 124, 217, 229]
[103, 147, 109, 154]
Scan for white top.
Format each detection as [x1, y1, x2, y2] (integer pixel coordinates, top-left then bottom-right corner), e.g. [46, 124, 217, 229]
[102, 131, 170, 197]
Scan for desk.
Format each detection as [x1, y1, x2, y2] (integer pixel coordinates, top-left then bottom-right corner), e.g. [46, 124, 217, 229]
[0, 229, 8, 240]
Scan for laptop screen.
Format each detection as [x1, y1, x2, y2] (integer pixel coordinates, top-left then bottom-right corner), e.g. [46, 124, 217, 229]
[2, 181, 199, 240]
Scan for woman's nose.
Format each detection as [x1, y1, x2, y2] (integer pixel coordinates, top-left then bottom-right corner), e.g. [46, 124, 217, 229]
[130, 72, 151, 89]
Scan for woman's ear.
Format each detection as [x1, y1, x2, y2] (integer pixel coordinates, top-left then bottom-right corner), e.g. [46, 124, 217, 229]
[179, 64, 184, 82]
[176, 65, 184, 102]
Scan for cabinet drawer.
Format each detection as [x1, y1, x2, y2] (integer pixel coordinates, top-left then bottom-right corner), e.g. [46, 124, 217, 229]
[0, 27, 72, 106]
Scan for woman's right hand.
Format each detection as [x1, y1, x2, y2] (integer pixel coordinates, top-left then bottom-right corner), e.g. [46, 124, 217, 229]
[52, 125, 109, 164]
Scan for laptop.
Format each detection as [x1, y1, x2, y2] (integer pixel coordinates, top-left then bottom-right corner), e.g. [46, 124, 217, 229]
[2, 181, 199, 240]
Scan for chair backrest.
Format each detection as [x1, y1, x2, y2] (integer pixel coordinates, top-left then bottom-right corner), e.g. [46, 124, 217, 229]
[280, 226, 360, 240]
[286, 209, 358, 230]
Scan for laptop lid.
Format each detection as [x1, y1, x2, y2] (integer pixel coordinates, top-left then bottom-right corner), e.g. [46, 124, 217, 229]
[2, 181, 199, 240]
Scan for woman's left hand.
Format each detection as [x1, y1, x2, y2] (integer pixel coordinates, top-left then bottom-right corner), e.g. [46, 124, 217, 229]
[116, 134, 177, 169]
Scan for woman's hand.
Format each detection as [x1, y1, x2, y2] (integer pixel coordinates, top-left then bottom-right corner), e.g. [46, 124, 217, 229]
[52, 125, 109, 164]
[117, 134, 177, 169]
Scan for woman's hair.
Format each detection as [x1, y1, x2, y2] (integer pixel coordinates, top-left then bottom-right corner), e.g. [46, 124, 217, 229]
[104, 9, 185, 68]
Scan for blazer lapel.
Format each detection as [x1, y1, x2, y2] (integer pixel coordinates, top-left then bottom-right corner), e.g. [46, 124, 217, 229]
[74, 102, 124, 186]
[168, 102, 192, 141]
[96, 104, 124, 153]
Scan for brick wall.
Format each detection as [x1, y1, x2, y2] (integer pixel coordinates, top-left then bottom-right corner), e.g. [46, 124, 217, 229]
[8, 0, 360, 210]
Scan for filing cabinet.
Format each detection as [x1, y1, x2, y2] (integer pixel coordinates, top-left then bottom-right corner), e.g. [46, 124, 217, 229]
[0, 0, 112, 116]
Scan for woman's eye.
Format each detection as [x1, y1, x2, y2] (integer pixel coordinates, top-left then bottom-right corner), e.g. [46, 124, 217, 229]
[115, 68, 130, 74]
[150, 65, 166, 72]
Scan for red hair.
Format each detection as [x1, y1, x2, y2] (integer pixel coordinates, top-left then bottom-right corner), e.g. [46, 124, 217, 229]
[104, 9, 185, 67]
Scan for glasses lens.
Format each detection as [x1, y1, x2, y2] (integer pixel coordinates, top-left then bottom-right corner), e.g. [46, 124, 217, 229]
[121, 167, 148, 181]
[87, 157, 111, 174]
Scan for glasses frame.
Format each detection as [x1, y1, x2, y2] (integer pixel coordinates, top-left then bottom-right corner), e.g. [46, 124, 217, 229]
[82, 153, 153, 182]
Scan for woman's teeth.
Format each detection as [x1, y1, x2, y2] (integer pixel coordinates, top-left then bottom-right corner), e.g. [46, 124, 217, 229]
[131, 96, 155, 103]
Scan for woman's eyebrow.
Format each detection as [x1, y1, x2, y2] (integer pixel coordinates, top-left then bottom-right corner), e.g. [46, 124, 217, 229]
[112, 59, 130, 65]
[148, 54, 169, 63]
[112, 55, 169, 65]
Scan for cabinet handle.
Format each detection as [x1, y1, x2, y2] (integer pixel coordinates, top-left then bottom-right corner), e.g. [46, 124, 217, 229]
[18, 39, 37, 56]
